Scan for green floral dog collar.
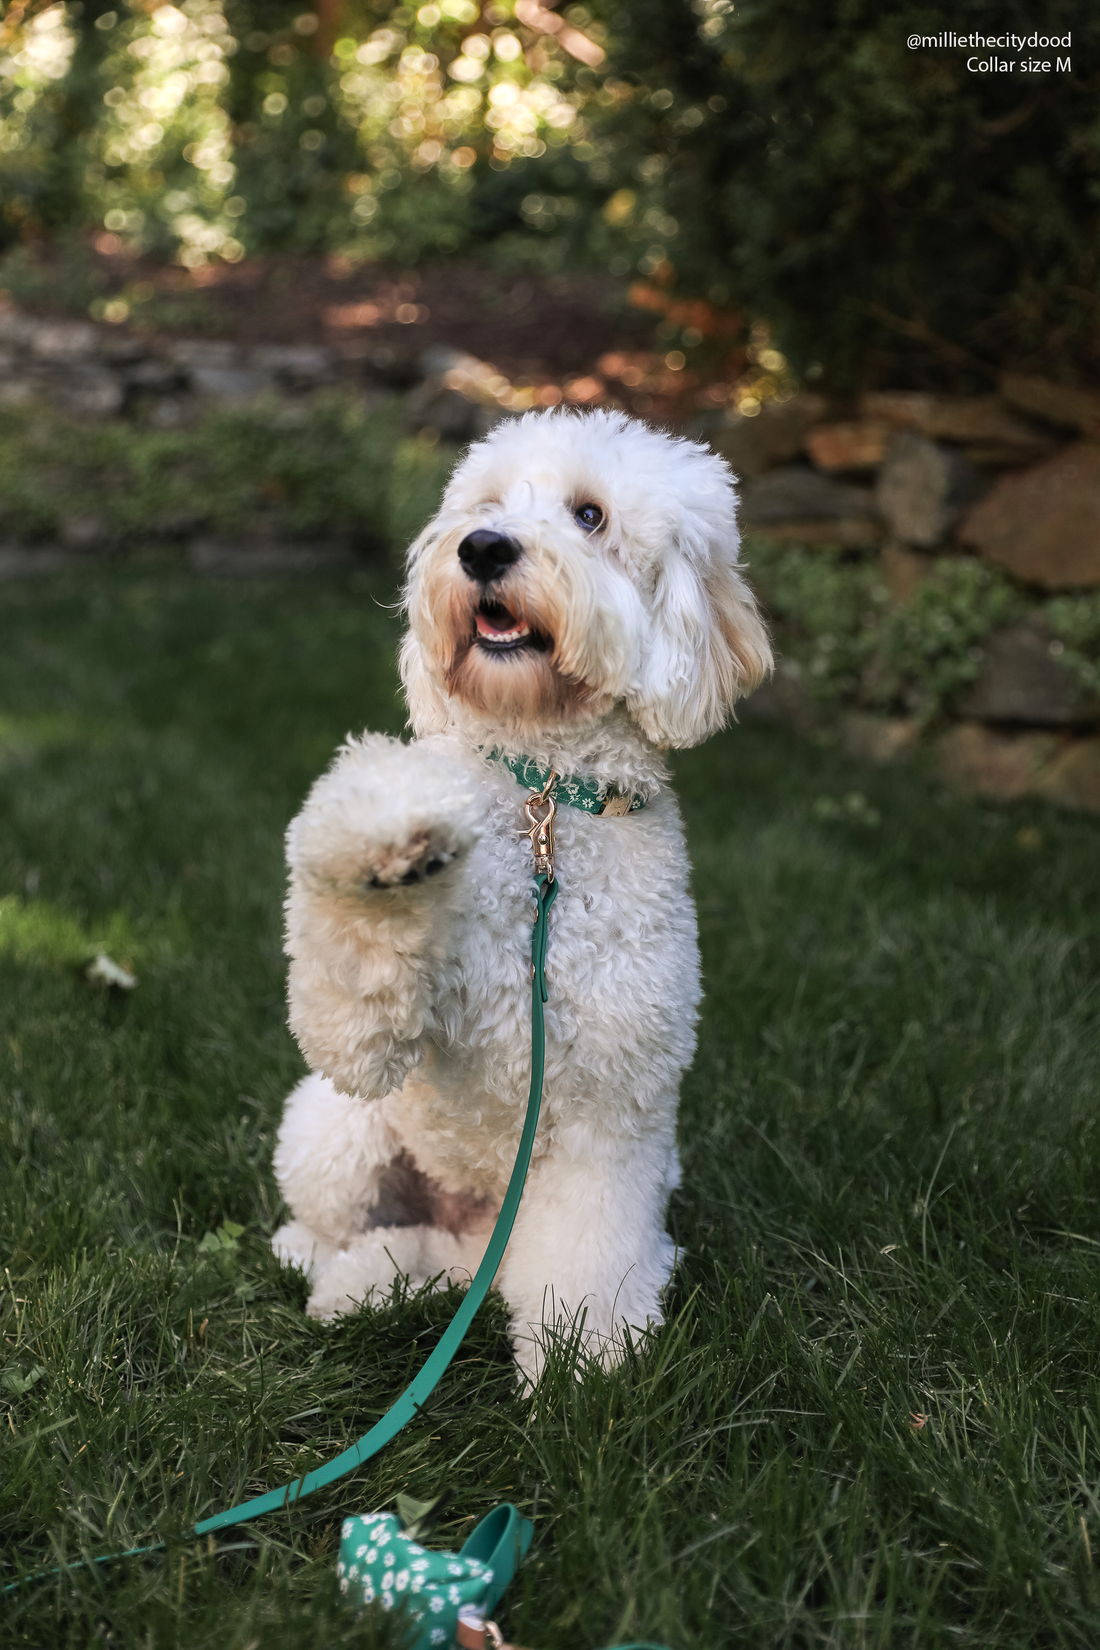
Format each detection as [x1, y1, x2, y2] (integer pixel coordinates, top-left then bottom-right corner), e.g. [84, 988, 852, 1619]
[489, 751, 649, 817]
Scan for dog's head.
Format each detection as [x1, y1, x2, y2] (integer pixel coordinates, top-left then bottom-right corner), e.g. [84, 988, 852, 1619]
[401, 408, 772, 748]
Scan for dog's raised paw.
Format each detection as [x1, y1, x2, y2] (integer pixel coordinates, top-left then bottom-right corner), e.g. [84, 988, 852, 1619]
[288, 734, 483, 901]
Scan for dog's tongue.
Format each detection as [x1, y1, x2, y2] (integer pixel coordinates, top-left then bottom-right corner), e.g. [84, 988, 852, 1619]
[476, 607, 530, 643]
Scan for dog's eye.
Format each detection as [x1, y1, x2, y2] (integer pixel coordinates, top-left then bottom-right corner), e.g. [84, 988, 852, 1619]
[574, 502, 604, 533]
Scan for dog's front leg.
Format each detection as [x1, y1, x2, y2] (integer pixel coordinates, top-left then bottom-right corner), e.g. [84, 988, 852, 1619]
[284, 734, 482, 1101]
[497, 1120, 681, 1385]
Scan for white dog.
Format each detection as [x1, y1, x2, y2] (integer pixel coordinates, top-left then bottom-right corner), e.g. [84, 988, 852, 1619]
[271, 408, 771, 1380]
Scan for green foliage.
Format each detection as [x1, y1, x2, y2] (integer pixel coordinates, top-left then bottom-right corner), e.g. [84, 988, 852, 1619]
[749, 539, 1027, 723]
[0, 394, 452, 552]
[0, 231, 109, 312]
[1046, 590, 1100, 703]
[196, 1217, 246, 1260]
[589, 0, 1100, 386]
[873, 557, 1024, 718]
[0, 0, 604, 268]
[4, 568, 1100, 1644]
[744, 539, 884, 703]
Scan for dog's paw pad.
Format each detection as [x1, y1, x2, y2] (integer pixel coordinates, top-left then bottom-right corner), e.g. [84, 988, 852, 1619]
[365, 829, 456, 889]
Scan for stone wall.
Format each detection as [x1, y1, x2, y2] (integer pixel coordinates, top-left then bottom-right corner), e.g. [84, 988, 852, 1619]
[0, 309, 507, 440]
[704, 383, 1100, 814]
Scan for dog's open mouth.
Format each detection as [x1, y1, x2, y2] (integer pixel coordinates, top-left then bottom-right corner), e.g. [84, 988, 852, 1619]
[474, 601, 547, 654]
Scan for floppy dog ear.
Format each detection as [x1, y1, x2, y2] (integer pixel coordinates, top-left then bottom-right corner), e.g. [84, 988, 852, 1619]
[626, 546, 772, 750]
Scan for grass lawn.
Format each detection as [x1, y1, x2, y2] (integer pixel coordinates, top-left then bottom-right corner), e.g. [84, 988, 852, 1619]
[2, 565, 1100, 1649]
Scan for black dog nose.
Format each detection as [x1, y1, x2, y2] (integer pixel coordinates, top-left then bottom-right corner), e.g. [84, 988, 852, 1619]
[457, 529, 521, 585]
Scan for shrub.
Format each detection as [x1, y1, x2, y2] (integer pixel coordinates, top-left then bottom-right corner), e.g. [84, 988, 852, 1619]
[748, 539, 1027, 722]
[871, 558, 1024, 717]
[0, 393, 453, 552]
[589, 0, 1100, 388]
[1045, 592, 1100, 704]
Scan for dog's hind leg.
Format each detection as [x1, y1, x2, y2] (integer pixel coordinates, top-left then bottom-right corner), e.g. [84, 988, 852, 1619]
[303, 1223, 486, 1321]
[496, 1120, 681, 1384]
[271, 1072, 492, 1314]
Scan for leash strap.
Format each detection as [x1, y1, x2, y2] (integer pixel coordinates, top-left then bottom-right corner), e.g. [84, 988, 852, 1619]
[195, 872, 559, 1536]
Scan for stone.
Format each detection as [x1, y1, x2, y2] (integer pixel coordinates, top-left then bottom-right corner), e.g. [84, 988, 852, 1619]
[0, 310, 37, 348]
[875, 433, 983, 547]
[958, 443, 1100, 589]
[418, 344, 476, 379]
[748, 519, 882, 549]
[337, 339, 422, 385]
[1032, 739, 1100, 812]
[859, 392, 936, 429]
[149, 397, 198, 429]
[840, 714, 921, 763]
[938, 726, 1100, 814]
[878, 543, 930, 605]
[59, 514, 109, 552]
[52, 368, 125, 419]
[149, 508, 202, 538]
[738, 464, 878, 526]
[709, 394, 827, 478]
[803, 419, 892, 472]
[188, 365, 272, 402]
[957, 614, 1099, 726]
[170, 339, 239, 369]
[738, 660, 818, 733]
[862, 391, 1054, 464]
[29, 320, 99, 361]
[1000, 373, 1100, 440]
[250, 344, 333, 384]
[405, 381, 479, 442]
[935, 723, 1064, 801]
[124, 359, 183, 394]
[188, 539, 354, 573]
[0, 379, 37, 407]
[0, 547, 75, 578]
[97, 334, 149, 366]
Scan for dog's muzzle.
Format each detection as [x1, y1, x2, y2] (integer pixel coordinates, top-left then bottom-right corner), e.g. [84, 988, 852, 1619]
[457, 529, 521, 586]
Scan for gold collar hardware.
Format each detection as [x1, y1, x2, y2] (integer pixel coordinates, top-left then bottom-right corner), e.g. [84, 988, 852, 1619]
[523, 767, 557, 882]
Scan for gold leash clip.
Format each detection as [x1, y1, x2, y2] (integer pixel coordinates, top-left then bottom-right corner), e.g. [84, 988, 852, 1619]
[455, 1613, 535, 1650]
[523, 769, 557, 883]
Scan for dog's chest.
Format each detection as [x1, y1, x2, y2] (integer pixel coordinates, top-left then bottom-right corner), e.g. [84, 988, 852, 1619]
[431, 779, 701, 1109]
